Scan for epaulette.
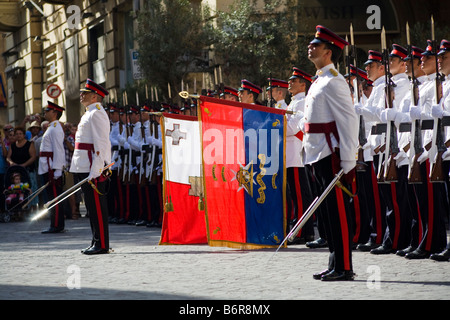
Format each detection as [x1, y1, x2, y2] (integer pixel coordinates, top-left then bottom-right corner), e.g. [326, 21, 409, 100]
[329, 69, 338, 77]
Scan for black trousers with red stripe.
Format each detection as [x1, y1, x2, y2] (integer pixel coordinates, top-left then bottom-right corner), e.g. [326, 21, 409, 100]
[413, 161, 448, 253]
[77, 173, 109, 250]
[379, 165, 413, 251]
[310, 155, 353, 273]
[42, 173, 64, 230]
[286, 166, 315, 239]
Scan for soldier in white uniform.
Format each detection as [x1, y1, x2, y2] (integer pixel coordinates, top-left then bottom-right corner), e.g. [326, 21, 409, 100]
[393, 46, 428, 257]
[220, 86, 239, 102]
[107, 103, 123, 223]
[430, 39, 450, 261]
[282, 69, 316, 245]
[238, 79, 262, 105]
[71, 79, 111, 255]
[355, 50, 388, 252]
[266, 78, 288, 109]
[304, 25, 358, 281]
[39, 101, 66, 233]
[370, 44, 415, 254]
[405, 40, 448, 259]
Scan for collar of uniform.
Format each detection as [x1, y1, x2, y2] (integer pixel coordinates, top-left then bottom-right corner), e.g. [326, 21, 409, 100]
[292, 92, 306, 100]
[49, 120, 59, 127]
[86, 102, 102, 112]
[373, 76, 385, 86]
[316, 63, 335, 77]
[393, 73, 408, 81]
[426, 73, 437, 81]
[417, 75, 428, 84]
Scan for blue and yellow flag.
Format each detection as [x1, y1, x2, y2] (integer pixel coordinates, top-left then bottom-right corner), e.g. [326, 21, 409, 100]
[200, 96, 286, 249]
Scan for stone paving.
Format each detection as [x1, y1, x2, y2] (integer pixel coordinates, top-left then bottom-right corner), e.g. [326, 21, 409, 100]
[0, 209, 449, 303]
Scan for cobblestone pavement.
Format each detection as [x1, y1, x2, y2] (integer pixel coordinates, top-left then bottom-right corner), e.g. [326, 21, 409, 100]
[0, 209, 449, 302]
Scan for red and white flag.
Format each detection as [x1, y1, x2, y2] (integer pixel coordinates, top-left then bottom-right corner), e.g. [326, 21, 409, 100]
[159, 114, 207, 244]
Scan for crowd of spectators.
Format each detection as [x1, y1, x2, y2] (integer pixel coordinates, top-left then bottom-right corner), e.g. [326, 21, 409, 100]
[1, 113, 80, 220]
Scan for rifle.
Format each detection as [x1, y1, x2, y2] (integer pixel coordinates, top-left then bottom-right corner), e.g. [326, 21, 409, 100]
[406, 22, 424, 184]
[429, 16, 446, 182]
[378, 27, 399, 182]
[349, 24, 368, 172]
[137, 92, 148, 185]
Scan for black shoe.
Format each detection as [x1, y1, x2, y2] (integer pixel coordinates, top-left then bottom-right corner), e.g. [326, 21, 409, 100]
[356, 240, 378, 252]
[135, 220, 147, 226]
[81, 245, 93, 253]
[405, 248, 430, 259]
[83, 246, 109, 255]
[370, 245, 394, 255]
[117, 218, 128, 224]
[321, 270, 355, 281]
[306, 238, 327, 249]
[41, 227, 64, 234]
[313, 269, 330, 280]
[396, 246, 416, 257]
[429, 249, 450, 262]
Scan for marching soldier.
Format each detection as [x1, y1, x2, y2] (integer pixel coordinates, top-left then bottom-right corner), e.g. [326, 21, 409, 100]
[220, 86, 239, 101]
[267, 78, 288, 109]
[394, 45, 428, 257]
[39, 101, 66, 234]
[71, 79, 111, 255]
[136, 103, 153, 226]
[147, 108, 163, 227]
[371, 44, 414, 254]
[430, 39, 450, 261]
[283, 69, 315, 245]
[304, 25, 358, 281]
[355, 50, 387, 251]
[126, 105, 145, 225]
[405, 40, 448, 259]
[238, 79, 262, 104]
[108, 103, 123, 223]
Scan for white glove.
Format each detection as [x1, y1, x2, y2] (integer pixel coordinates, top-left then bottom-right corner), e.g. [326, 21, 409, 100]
[53, 169, 62, 179]
[410, 106, 422, 120]
[431, 104, 443, 118]
[362, 141, 371, 150]
[442, 149, 450, 160]
[386, 108, 397, 121]
[340, 160, 356, 174]
[118, 136, 126, 146]
[417, 150, 429, 164]
[394, 150, 407, 163]
[354, 103, 363, 115]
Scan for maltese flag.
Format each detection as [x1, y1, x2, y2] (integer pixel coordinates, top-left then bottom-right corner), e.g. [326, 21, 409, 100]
[159, 114, 207, 245]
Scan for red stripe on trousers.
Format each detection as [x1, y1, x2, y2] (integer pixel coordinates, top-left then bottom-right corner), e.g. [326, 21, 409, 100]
[293, 168, 303, 238]
[145, 185, 152, 221]
[425, 161, 434, 251]
[93, 187, 106, 249]
[125, 184, 130, 220]
[390, 182, 401, 249]
[335, 186, 351, 270]
[352, 179, 361, 243]
[116, 175, 124, 218]
[370, 164, 383, 243]
[52, 182, 59, 228]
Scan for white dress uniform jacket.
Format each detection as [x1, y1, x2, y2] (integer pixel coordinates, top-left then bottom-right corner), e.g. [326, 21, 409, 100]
[109, 121, 121, 170]
[358, 76, 386, 160]
[70, 102, 111, 179]
[286, 92, 306, 167]
[302, 64, 359, 173]
[38, 120, 65, 175]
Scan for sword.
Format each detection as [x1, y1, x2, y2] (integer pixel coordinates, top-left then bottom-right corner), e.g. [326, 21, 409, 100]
[30, 162, 115, 221]
[269, 169, 344, 262]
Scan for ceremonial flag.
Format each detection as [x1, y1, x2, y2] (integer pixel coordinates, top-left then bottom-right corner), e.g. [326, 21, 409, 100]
[160, 114, 207, 245]
[200, 96, 286, 249]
